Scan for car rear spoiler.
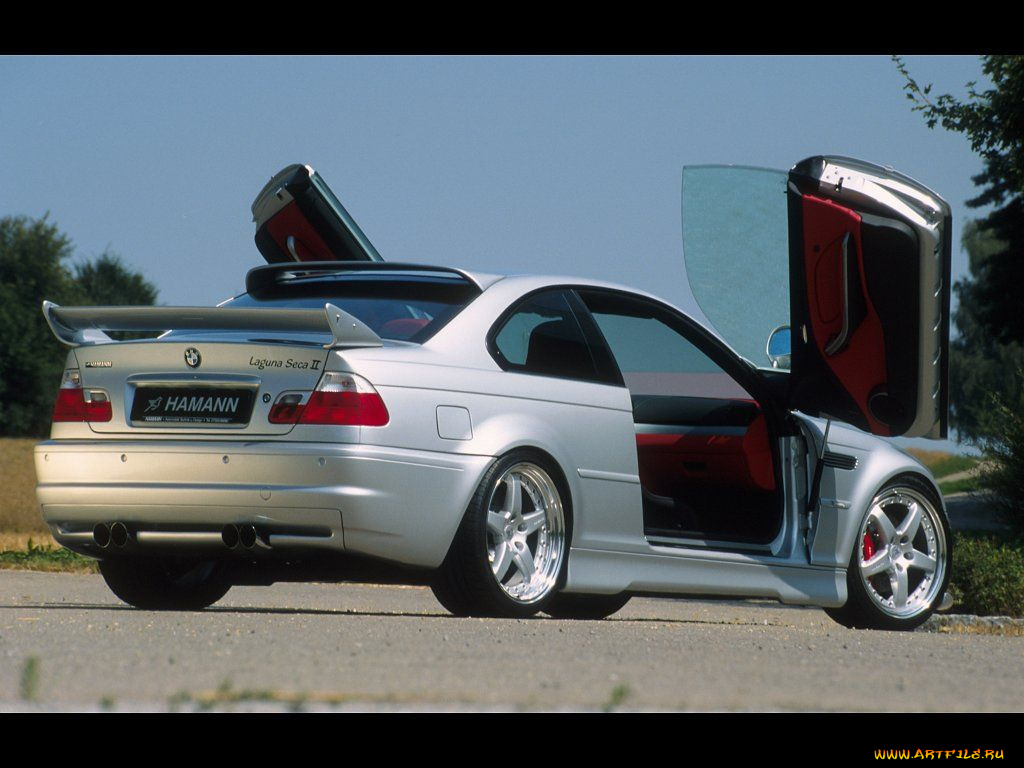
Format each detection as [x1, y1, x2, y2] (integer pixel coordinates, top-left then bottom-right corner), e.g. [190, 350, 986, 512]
[41, 300, 383, 349]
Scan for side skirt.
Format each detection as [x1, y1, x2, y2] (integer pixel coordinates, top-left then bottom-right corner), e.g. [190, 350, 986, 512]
[563, 546, 846, 607]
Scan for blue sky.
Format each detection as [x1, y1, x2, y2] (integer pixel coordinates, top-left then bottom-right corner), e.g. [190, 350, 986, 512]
[2, 55, 989, 450]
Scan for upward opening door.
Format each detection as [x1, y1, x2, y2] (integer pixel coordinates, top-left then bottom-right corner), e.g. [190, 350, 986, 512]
[681, 156, 951, 440]
[787, 156, 951, 439]
[252, 164, 384, 264]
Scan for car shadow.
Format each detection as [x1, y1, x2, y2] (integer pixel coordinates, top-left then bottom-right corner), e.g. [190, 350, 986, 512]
[0, 602, 454, 619]
[0, 601, 785, 626]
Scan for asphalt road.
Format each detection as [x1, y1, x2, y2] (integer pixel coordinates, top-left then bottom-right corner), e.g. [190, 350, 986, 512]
[2, 571, 1023, 712]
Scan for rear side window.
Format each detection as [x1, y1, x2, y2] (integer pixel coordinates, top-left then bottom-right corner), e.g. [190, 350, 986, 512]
[490, 290, 606, 383]
[222, 274, 478, 343]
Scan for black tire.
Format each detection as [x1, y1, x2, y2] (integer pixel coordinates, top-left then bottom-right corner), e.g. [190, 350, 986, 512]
[431, 449, 571, 618]
[825, 475, 951, 631]
[99, 557, 232, 610]
[544, 592, 630, 620]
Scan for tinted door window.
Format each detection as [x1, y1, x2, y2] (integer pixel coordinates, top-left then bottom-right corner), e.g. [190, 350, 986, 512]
[578, 291, 750, 400]
[682, 165, 789, 368]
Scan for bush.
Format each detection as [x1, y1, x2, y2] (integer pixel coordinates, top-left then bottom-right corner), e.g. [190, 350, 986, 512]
[977, 376, 1024, 535]
[949, 532, 1024, 617]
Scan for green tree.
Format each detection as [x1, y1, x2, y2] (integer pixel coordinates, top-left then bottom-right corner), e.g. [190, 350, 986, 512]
[0, 215, 158, 437]
[895, 55, 1024, 344]
[948, 220, 1024, 442]
[0, 216, 81, 436]
[896, 54, 1024, 528]
[73, 252, 158, 306]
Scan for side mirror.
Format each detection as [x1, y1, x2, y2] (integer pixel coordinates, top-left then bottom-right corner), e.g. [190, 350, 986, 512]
[766, 325, 791, 370]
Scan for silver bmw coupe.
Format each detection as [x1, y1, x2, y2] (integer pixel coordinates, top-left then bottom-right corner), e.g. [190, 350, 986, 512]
[36, 157, 953, 630]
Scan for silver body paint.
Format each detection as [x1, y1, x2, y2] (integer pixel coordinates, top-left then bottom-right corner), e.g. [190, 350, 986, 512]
[35, 272, 940, 610]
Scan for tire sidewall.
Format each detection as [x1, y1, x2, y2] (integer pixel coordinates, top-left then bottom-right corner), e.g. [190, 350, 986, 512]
[843, 475, 952, 631]
[461, 449, 573, 618]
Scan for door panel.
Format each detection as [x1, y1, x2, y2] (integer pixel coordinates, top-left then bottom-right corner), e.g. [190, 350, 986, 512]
[252, 164, 384, 264]
[792, 194, 892, 434]
[788, 157, 951, 438]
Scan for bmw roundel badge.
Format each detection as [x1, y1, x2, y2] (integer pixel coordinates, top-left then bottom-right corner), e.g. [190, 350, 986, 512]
[184, 348, 202, 368]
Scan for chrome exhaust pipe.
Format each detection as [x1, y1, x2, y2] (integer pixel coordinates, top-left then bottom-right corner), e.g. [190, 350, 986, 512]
[222, 524, 240, 549]
[109, 521, 130, 548]
[238, 524, 258, 549]
[93, 522, 111, 548]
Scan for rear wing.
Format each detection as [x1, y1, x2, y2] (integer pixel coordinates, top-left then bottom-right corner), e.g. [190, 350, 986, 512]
[41, 300, 382, 349]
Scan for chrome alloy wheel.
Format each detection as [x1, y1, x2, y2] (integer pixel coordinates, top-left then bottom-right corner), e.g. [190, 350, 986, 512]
[858, 486, 946, 619]
[485, 462, 566, 605]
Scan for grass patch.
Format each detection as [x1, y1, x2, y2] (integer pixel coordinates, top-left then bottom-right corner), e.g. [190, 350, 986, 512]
[20, 657, 40, 701]
[0, 537, 98, 573]
[602, 683, 632, 712]
[939, 476, 984, 496]
[906, 449, 980, 479]
[949, 531, 1024, 618]
[0, 438, 47, 533]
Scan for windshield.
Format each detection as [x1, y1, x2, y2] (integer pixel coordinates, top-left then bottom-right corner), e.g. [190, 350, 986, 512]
[221, 275, 478, 343]
[681, 165, 789, 367]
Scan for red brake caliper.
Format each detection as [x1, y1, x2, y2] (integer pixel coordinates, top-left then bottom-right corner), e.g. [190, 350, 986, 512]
[863, 532, 875, 560]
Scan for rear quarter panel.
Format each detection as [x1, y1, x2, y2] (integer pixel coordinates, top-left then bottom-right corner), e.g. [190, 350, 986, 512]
[336, 347, 642, 553]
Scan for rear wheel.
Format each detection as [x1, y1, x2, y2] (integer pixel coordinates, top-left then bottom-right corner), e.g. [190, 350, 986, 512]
[544, 592, 630, 620]
[99, 557, 231, 610]
[826, 476, 950, 631]
[431, 451, 569, 618]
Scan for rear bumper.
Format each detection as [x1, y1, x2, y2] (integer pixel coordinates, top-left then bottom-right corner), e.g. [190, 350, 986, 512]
[35, 440, 494, 568]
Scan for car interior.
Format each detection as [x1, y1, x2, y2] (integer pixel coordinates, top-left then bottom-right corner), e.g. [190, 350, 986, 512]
[630, 389, 779, 544]
[576, 290, 783, 546]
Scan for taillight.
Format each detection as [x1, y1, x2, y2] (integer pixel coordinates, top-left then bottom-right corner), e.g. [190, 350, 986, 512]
[269, 372, 389, 427]
[52, 369, 112, 423]
[268, 393, 305, 424]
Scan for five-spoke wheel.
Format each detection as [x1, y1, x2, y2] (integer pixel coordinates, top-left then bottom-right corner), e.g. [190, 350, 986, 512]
[827, 476, 950, 630]
[485, 463, 565, 605]
[431, 451, 568, 617]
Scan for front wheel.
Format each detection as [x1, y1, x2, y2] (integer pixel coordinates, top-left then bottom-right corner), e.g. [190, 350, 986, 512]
[99, 557, 232, 610]
[826, 476, 951, 631]
[431, 451, 569, 618]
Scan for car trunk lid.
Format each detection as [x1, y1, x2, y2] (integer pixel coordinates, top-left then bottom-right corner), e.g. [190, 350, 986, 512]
[43, 301, 382, 437]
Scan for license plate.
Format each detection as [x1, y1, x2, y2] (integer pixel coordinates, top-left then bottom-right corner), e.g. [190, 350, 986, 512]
[131, 387, 255, 425]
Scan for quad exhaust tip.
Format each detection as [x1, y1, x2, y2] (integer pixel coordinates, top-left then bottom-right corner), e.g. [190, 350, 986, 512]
[222, 523, 260, 549]
[94, 521, 130, 548]
[93, 522, 111, 548]
[110, 521, 130, 547]
[222, 524, 240, 549]
[239, 524, 258, 549]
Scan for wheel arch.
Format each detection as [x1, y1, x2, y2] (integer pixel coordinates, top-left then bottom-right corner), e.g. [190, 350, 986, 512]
[807, 427, 945, 570]
[837, 466, 945, 571]
[470, 414, 588, 543]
